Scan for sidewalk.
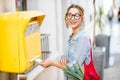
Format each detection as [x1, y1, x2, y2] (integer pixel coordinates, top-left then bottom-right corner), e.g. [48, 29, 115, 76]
[104, 66, 120, 80]
[103, 19, 120, 80]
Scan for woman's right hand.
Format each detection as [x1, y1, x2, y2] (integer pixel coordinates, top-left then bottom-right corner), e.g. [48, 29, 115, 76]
[39, 58, 67, 69]
[59, 58, 67, 66]
[39, 59, 53, 68]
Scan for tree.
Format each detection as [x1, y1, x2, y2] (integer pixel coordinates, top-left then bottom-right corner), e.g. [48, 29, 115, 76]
[93, 0, 96, 46]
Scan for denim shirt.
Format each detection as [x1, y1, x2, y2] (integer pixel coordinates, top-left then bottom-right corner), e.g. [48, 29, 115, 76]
[61, 30, 90, 69]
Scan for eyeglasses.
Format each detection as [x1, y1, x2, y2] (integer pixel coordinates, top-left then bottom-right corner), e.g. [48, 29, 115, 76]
[66, 13, 81, 20]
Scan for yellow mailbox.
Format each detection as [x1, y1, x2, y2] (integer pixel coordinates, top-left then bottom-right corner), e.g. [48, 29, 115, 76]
[0, 11, 45, 73]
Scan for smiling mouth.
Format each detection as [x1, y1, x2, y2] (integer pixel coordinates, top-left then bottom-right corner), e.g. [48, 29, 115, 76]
[70, 22, 77, 25]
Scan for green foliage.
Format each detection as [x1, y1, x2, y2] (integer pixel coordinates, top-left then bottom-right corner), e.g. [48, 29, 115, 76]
[63, 62, 84, 80]
[96, 7, 104, 31]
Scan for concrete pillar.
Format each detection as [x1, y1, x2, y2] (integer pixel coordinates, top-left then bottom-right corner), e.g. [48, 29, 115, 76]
[93, 47, 105, 80]
[95, 34, 111, 68]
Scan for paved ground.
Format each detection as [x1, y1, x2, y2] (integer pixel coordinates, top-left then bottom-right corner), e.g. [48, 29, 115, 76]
[104, 66, 120, 80]
[104, 54, 120, 80]
[103, 19, 120, 80]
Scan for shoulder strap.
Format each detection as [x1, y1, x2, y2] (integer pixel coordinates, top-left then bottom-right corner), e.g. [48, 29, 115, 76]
[89, 38, 92, 60]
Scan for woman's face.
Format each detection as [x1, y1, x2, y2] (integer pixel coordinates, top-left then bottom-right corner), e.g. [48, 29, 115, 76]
[66, 8, 83, 29]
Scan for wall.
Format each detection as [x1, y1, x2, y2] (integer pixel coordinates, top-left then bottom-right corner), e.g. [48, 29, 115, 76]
[27, 0, 57, 53]
[0, 0, 16, 13]
[6, 0, 16, 12]
[27, 1, 65, 79]
[0, 0, 6, 13]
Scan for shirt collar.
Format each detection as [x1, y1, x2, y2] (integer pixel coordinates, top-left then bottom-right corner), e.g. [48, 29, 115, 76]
[68, 30, 84, 41]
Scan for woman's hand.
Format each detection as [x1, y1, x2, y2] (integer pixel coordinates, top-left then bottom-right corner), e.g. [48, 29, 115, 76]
[39, 59, 53, 68]
[59, 58, 67, 66]
[39, 58, 67, 69]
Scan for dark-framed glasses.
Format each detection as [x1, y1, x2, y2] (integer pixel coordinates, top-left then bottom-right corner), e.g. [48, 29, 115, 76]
[66, 13, 81, 20]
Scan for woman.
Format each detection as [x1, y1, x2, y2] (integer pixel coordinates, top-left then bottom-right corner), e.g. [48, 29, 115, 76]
[40, 4, 100, 80]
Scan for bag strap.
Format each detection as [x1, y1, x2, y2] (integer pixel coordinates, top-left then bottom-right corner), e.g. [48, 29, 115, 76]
[83, 38, 92, 65]
[89, 38, 93, 60]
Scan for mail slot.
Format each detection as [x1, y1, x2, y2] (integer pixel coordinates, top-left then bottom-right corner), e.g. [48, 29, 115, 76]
[0, 11, 45, 73]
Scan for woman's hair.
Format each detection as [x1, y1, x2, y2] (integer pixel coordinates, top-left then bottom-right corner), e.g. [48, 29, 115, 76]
[65, 4, 84, 28]
[66, 4, 84, 16]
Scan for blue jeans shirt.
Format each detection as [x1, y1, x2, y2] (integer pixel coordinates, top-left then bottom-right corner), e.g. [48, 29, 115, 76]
[61, 30, 91, 72]
[61, 30, 91, 80]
